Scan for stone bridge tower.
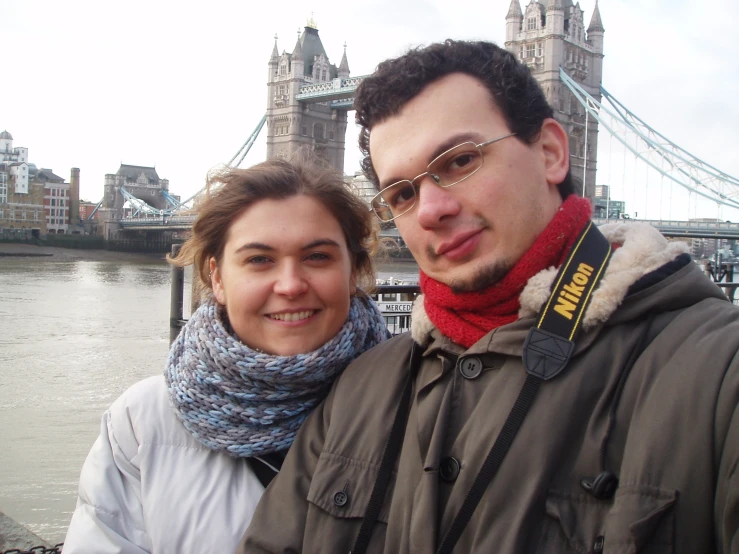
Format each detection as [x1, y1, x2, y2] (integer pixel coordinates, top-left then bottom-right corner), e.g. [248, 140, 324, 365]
[266, 19, 350, 172]
[505, 0, 604, 200]
[98, 164, 171, 239]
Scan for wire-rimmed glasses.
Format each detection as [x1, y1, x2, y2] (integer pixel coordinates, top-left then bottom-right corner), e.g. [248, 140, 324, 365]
[370, 133, 517, 222]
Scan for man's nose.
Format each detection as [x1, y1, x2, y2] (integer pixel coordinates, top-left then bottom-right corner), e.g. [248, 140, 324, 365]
[273, 262, 308, 298]
[415, 175, 461, 227]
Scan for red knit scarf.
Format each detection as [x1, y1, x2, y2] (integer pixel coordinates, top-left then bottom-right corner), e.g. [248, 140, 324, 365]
[420, 195, 593, 348]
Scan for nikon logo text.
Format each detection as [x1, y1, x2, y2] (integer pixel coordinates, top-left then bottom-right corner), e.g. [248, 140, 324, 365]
[553, 263, 594, 320]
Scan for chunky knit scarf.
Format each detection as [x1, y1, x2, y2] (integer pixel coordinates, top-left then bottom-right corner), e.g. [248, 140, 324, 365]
[421, 195, 593, 348]
[165, 294, 390, 457]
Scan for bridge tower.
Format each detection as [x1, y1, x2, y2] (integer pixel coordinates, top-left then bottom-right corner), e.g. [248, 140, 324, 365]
[505, 0, 604, 200]
[266, 19, 350, 172]
[97, 164, 171, 239]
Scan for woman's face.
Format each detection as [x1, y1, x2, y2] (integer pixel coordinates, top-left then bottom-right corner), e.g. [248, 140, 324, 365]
[210, 194, 356, 356]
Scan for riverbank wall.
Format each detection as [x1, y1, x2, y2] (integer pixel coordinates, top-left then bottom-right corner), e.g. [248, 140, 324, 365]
[0, 233, 181, 254]
[0, 511, 52, 551]
[0, 241, 167, 263]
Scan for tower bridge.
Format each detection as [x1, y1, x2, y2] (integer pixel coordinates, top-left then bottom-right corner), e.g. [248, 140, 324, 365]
[107, 3, 739, 256]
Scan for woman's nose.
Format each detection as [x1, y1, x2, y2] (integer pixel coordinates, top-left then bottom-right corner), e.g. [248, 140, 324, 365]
[273, 263, 308, 298]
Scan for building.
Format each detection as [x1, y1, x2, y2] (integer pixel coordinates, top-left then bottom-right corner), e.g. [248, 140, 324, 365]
[265, 18, 350, 172]
[348, 172, 375, 206]
[505, 0, 604, 200]
[98, 164, 172, 238]
[79, 200, 99, 221]
[37, 168, 70, 234]
[0, 130, 46, 235]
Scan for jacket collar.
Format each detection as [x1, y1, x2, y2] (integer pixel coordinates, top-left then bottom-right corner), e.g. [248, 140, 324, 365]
[411, 222, 690, 346]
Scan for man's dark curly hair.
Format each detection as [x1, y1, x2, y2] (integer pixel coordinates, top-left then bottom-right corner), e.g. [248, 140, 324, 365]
[354, 39, 576, 199]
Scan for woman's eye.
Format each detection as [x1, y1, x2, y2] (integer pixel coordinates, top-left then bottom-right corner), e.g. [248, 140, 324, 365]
[246, 255, 271, 265]
[306, 252, 331, 262]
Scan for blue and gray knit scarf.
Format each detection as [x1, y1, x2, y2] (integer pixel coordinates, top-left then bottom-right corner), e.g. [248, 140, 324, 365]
[165, 294, 390, 458]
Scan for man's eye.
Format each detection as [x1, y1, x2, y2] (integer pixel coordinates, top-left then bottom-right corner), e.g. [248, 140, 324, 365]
[446, 151, 478, 171]
[386, 183, 415, 208]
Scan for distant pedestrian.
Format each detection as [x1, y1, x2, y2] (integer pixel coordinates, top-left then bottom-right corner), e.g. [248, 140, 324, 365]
[62, 158, 389, 553]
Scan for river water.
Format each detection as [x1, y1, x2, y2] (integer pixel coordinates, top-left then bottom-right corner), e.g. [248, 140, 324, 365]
[0, 251, 418, 544]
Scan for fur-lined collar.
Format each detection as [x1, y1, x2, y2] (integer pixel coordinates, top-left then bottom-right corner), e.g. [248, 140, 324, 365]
[410, 222, 689, 345]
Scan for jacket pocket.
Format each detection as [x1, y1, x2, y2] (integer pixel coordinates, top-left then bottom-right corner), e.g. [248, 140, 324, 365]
[538, 485, 677, 553]
[307, 450, 393, 522]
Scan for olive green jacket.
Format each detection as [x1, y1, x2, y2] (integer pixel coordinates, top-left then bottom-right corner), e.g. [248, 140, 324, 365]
[239, 223, 739, 553]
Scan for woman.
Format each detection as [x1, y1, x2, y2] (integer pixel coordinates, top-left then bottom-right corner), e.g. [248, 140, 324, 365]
[63, 159, 389, 553]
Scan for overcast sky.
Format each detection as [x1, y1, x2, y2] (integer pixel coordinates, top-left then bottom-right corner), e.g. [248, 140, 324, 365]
[3, 0, 738, 219]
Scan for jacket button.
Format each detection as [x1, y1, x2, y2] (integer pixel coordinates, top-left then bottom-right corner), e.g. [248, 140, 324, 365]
[459, 357, 483, 379]
[333, 489, 349, 507]
[439, 456, 461, 482]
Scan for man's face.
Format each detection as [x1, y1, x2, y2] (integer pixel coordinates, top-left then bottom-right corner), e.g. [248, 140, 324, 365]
[369, 73, 567, 292]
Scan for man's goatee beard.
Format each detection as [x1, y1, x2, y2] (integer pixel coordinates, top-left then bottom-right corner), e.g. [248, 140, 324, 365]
[449, 261, 513, 294]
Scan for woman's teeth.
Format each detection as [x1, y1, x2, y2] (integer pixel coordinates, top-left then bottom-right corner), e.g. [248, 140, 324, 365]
[268, 310, 315, 322]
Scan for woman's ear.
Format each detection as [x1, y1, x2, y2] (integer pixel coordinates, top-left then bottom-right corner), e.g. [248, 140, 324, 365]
[209, 257, 226, 305]
[539, 118, 570, 188]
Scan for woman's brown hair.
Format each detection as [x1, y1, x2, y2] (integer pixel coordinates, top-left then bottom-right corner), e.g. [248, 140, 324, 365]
[169, 157, 378, 292]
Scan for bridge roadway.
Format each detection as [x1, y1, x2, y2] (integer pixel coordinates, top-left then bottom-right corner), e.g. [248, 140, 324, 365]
[120, 215, 739, 240]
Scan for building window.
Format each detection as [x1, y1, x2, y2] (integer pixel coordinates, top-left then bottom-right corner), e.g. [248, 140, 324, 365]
[51, 199, 56, 206]
[329, 130, 335, 141]
[526, 44, 536, 58]
[313, 123, 324, 140]
[527, 17, 536, 30]
[537, 42, 543, 57]
[301, 125, 307, 136]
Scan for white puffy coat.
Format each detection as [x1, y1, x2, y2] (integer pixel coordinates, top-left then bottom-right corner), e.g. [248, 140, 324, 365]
[63, 375, 266, 554]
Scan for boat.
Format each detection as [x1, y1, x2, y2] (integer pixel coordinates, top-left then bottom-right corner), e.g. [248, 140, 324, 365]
[372, 277, 419, 335]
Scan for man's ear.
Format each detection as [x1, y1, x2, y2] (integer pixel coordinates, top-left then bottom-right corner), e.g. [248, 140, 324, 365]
[539, 118, 570, 187]
[209, 257, 226, 305]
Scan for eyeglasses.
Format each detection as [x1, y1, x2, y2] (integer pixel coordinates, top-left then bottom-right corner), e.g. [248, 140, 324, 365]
[370, 132, 517, 222]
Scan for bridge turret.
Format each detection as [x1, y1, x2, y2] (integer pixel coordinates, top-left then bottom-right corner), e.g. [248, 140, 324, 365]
[505, 0, 523, 43]
[291, 33, 304, 79]
[103, 174, 116, 209]
[587, 0, 604, 54]
[546, 0, 565, 35]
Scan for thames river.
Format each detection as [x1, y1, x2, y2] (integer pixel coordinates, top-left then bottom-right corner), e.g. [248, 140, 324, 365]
[0, 248, 418, 544]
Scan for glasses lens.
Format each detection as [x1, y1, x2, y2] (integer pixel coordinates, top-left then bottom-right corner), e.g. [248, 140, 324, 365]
[429, 143, 483, 187]
[373, 181, 416, 221]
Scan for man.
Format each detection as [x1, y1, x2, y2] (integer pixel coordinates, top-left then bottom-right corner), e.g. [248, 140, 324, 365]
[239, 40, 738, 553]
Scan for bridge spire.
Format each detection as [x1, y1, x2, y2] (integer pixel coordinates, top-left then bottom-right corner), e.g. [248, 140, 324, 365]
[506, 0, 522, 19]
[587, 0, 605, 34]
[292, 31, 303, 60]
[338, 43, 350, 78]
[270, 34, 279, 61]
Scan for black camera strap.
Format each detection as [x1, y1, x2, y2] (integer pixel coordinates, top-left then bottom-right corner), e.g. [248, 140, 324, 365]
[351, 221, 612, 554]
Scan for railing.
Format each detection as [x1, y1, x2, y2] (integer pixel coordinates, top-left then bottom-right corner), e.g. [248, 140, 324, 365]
[120, 215, 197, 228]
[592, 218, 739, 238]
[167, 250, 739, 343]
[295, 76, 366, 102]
